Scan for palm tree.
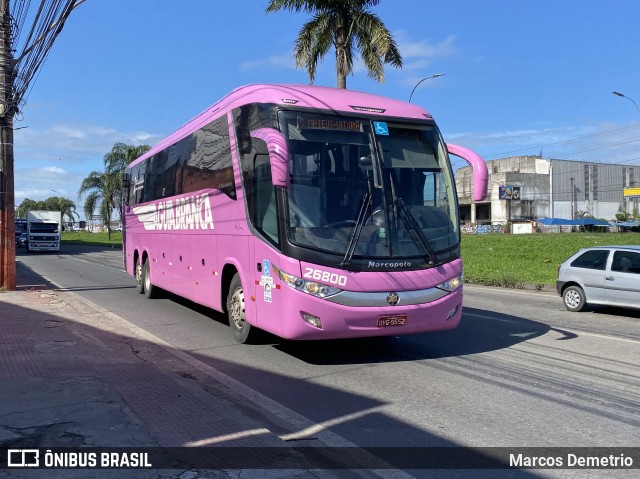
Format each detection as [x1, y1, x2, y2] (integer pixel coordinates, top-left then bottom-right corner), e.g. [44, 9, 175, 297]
[104, 143, 151, 175]
[48, 196, 80, 226]
[266, 0, 403, 89]
[104, 143, 151, 211]
[79, 143, 151, 239]
[78, 171, 119, 238]
[16, 199, 38, 219]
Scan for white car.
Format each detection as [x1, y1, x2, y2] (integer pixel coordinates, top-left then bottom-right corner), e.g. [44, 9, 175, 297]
[556, 245, 640, 312]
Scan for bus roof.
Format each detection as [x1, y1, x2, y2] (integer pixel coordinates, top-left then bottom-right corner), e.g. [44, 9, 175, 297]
[128, 84, 434, 169]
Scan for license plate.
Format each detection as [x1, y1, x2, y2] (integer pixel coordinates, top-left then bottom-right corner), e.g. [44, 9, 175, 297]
[377, 315, 407, 328]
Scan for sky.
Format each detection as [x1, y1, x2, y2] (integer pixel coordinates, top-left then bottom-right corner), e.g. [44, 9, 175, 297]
[11, 0, 640, 219]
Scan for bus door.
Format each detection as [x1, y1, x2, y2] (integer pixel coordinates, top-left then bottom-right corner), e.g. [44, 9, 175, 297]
[250, 151, 283, 333]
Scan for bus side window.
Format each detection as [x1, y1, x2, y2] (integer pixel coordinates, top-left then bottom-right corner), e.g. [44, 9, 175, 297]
[123, 173, 131, 205]
[253, 153, 279, 246]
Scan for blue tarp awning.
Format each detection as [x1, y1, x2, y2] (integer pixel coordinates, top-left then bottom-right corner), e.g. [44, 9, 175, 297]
[537, 218, 611, 226]
[571, 218, 610, 226]
[537, 218, 575, 225]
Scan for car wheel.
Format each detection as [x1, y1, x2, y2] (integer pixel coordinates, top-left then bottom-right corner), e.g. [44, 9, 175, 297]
[226, 273, 260, 344]
[563, 285, 586, 312]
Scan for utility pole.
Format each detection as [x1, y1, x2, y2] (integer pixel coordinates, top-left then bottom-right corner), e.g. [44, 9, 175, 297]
[0, 0, 15, 290]
[0, 0, 84, 290]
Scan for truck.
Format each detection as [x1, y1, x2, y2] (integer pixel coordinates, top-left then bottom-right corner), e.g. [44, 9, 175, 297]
[26, 210, 62, 252]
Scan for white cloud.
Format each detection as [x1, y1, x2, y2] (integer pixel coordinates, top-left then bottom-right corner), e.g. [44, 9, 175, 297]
[388, 33, 457, 86]
[446, 121, 640, 166]
[12, 122, 163, 211]
[240, 53, 297, 71]
[15, 123, 162, 164]
[396, 33, 458, 62]
[41, 166, 66, 175]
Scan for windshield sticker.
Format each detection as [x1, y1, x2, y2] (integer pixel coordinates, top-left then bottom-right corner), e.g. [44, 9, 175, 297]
[373, 122, 389, 135]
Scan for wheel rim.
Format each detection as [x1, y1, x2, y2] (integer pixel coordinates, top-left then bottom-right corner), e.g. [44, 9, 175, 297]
[230, 287, 245, 329]
[143, 263, 151, 292]
[135, 262, 143, 288]
[565, 289, 581, 308]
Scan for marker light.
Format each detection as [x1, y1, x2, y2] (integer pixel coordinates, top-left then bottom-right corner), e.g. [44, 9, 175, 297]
[436, 274, 463, 292]
[276, 268, 342, 299]
[301, 312, 322, 329]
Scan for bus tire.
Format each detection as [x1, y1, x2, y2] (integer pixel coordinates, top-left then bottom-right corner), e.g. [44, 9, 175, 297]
[134, 257, 144, 294]
[226, 273, 259, 344]
[143, 257, 159, 299]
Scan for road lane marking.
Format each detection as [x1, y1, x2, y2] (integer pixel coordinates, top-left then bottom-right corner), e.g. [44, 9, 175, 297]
[185, 428, 271, 446]
[464, 312, 640, 345]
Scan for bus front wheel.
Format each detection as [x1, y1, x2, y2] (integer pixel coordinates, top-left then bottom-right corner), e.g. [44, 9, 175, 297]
[226, 273, 259, 344]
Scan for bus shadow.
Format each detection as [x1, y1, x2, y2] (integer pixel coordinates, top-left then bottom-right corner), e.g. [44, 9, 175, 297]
[16, 260, 550, 367]
[1, 298, 547, 479]
[147, 288, 551, 366]
[272, 308, 550, 365]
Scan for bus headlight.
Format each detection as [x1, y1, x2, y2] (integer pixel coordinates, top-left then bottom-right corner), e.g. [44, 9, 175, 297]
[437, 274, 463, 292]
[277, 269, 342, 298]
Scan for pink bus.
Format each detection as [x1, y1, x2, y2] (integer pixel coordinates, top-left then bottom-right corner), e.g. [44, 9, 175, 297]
[123, 84, 488, 343]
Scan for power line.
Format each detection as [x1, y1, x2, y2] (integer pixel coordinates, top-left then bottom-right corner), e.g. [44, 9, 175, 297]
[481, 122, 640, 160]
[10, 0, 83, 112]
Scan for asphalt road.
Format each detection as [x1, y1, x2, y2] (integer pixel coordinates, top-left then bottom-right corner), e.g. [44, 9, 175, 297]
[15, 244, 640, 478]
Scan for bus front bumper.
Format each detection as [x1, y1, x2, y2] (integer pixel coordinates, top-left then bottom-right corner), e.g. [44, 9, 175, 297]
[277, 286, 463, 340]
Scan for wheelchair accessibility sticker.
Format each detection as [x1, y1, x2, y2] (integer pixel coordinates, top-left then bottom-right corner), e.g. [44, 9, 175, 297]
[373, 121, 389, 135]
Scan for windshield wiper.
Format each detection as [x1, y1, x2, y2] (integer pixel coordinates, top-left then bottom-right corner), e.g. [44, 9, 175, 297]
[341, 192, 372, 267]
[396, 197, 437, 265]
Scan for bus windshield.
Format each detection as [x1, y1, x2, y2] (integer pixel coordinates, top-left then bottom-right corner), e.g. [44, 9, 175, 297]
[280, 111, 459, 265]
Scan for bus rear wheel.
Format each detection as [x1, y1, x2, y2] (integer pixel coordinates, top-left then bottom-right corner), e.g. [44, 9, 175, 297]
[226, 273, 260, 344]
[142, 258, 159, 299]
[134, 258, 144, 294]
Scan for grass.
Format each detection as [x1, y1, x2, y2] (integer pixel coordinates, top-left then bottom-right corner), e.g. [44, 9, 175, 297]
[59, 229, 639, 288]
[462, 232, 640, 288]
[61, 230, 122, 246]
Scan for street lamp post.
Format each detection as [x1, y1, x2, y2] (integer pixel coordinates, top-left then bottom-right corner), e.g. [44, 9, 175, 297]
[612, 91, 640, 114]
[409, 73, 446, 103]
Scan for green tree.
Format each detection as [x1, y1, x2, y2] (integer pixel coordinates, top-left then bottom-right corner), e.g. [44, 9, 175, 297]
[615, 211, 631, 223]
[16, 199, 38, 219]
[78, 171, 117, 238]
[78, 143, 151, 239]
[103, 143, 151, 210]
[266, 0, 402, 89]
[16, 196, 78, 225]
[48, 196, 80, 225]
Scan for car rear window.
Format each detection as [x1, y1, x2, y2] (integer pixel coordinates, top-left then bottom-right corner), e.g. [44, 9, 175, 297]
[570, 250, 609, 270]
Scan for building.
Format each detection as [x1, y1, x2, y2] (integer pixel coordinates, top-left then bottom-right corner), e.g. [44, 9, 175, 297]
[456, 156, 640, 224]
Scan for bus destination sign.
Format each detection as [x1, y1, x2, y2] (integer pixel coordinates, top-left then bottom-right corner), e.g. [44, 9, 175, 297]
[297, 115, 363, 132]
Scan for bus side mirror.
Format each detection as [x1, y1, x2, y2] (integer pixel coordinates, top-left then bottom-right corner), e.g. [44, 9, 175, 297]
[446, 143, 488, 201]
[250, 128, 289, 187]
